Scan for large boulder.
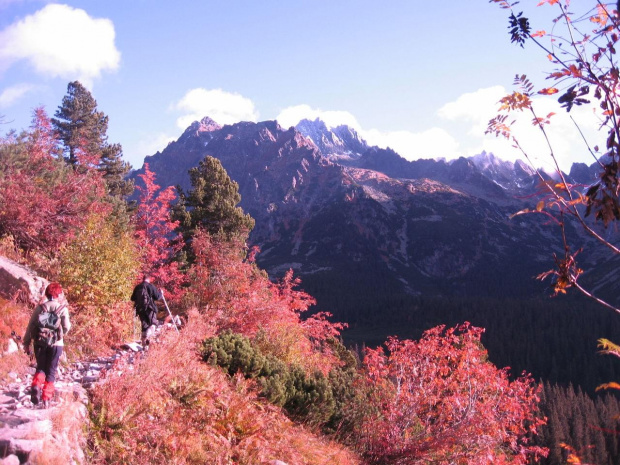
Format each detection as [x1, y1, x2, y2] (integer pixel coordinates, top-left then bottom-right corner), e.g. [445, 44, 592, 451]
[0, 257, 48, 306]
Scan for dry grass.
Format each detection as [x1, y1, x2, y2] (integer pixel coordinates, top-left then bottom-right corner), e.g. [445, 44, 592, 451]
[29, 442, 73, 465]
[0, 298, 32, 383]
[65, 302, 135, 360]
[88, 310, 360, 465]
[0, 236, 23, 263]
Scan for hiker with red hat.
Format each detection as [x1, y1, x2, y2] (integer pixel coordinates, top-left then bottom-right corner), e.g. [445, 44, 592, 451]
[22, 282, 71, 407]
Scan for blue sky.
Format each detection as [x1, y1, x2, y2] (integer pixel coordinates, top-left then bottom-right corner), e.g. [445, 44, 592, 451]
[0, 0, 604, 171]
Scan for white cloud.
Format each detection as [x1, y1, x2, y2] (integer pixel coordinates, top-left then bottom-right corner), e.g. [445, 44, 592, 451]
[364, 127, 460, 161]
[0, 83, 37, 107]
[276, 104, 458, 161]
[174, 88, 259, 129]
[276, 104, 361, 130]
[0, 4, 120, 85]
[437, 86, 602, 170]
[438, 86, 506, 123]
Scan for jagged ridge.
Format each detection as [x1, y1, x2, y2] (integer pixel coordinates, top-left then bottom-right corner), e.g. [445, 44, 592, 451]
[132, 117, 612, 317]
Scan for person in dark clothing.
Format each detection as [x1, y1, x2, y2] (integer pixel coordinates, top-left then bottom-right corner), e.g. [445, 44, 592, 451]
[130, 275, 164, 347]
[23, 282, 71, 407]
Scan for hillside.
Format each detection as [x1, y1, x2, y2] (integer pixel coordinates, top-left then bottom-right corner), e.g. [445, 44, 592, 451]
[130, 117, 620, 396]
[134, 117, 610, 308]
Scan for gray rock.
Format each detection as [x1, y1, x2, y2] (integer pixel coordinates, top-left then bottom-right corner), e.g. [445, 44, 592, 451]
[0, 437, 44, 458]
[4, 339, 18, 355]
[0, 394, 15, 404]
[0, 256, 48, 306]
[121, 342, 142, 352]
[0, 454, 20, 465]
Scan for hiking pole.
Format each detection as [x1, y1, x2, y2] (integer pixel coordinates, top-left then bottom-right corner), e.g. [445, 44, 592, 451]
[161, 291, 179, 333]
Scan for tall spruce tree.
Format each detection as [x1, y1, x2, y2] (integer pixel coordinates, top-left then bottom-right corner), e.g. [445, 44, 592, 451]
[52, 81, 133, 198]
[100, 142, 134, 198]
[173, 156, 255, 260]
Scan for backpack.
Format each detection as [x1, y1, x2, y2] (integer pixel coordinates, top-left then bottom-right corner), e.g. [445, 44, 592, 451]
[35, 304, 64, 348]
[136, 285, 154, 316]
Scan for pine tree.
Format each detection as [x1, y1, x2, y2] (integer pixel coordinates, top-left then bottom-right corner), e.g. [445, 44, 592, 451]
[52, 81, 132, 198]
[101, 142, 134, 198]
[52, 81, 106, 165]
[173, 156, 255, 260]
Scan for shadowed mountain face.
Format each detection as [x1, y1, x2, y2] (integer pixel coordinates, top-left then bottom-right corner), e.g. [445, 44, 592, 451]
[132, 117, 610, 316]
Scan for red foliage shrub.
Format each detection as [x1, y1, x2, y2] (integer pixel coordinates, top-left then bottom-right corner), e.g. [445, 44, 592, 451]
[0, 108, 109, 257]
[186, 229, 346, 373]
[350, 323, 547, 464]
[134, 164, 185, 299]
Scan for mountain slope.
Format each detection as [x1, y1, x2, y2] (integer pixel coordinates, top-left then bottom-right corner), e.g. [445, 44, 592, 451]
[133, 118, 595, 315]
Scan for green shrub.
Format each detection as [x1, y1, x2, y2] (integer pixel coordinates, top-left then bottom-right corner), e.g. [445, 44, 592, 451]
[202, 330, 361, 428]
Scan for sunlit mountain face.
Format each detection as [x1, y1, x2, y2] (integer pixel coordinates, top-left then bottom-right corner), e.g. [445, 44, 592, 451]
[132, 116, 615, 317]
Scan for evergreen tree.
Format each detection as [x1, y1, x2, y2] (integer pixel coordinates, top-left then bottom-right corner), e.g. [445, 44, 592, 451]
[52, 81, 106, 165]
[533, 382, 620, 465]
[52, 81, 133, 198]
[173, 156, 254, 260]
[101, 142, 134, 198]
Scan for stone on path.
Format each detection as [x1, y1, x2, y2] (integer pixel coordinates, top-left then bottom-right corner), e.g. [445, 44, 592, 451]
[0, 455, 20, 465]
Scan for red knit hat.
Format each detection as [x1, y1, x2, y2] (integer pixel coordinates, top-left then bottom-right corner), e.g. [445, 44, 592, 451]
[45, 282, 63, 299]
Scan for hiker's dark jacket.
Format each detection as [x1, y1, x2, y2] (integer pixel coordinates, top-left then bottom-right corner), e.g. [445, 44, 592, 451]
[131, 281, 162, 313]
[131, 281, 163, 331]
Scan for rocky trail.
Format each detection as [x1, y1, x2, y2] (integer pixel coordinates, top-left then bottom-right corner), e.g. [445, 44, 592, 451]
[0, 255, 186, 464]
[0, 328, 171, 465]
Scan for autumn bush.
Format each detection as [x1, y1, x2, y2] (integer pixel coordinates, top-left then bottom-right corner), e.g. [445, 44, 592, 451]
[0, 108, 109, 258]
[134, 164, 185, 300]
[186, 229, 345, 374]
[88, 310, 360, 465]
[345, 323, 546, 465]
[59, 212, 139, 356]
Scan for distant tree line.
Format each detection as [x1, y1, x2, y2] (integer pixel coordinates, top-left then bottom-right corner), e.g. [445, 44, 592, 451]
[533, 382, 620, 465]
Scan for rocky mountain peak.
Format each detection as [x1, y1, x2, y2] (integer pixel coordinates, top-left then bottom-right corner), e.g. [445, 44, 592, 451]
[514, 159, 535, 177]
[468, 151, 538, 192]
[295, 118, 368, 158]
[331, 124, 367, 154]
[198, 116, 222, 132]
[568, 162, 598, 184]
[133, 116, 615, 318]
[181, 116, 222, 137]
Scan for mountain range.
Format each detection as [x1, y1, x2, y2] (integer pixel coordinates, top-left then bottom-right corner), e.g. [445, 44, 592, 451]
[133, 116, 614, 320]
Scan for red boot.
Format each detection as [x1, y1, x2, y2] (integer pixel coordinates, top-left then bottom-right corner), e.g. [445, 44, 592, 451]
[31, 372, 45, 405]
[42, 381, 55, 406]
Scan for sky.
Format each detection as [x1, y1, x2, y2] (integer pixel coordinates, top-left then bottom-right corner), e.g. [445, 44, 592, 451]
[0, 0, 607, 171]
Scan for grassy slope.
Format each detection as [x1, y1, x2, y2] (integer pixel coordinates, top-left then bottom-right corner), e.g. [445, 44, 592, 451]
[87, 311, 360, 465]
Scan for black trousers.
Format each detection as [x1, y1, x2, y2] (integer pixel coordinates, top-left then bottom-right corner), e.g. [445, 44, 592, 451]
[138, 309, 158, 331]
[34, 345, 63, 382]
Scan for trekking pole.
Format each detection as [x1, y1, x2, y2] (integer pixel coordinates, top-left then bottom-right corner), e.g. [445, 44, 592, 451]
[161, 291, 179, 333]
